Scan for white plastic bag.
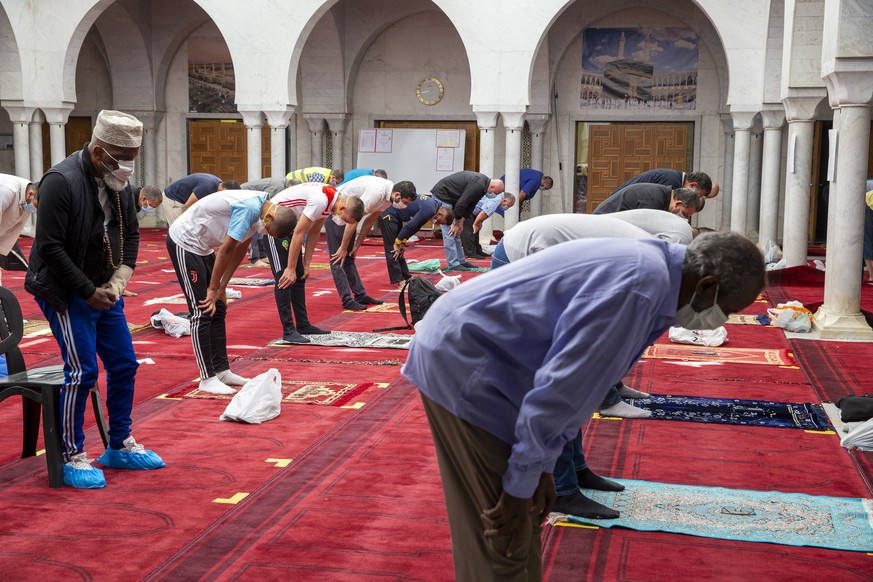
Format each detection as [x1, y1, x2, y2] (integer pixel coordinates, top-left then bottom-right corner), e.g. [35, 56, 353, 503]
[840, 417, 873, 451]
[434, 269, 462, 292]
[220, 368, 282, 424]
[668, 325, 728, 346]
[767, 301, 813, 332]
[762, 239, 780, 264]
[151, 308, 191, 338]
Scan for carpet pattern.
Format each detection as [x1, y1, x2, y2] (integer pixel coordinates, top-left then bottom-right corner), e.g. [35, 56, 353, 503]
[268, 330, 412, 349]
[550, 479, 873, 553]
[624, 394, 833, 430]
[173, 380, 377, 406]
[643, 344, 796, 366]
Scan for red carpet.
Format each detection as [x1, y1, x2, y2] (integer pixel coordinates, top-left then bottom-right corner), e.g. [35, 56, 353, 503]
[2, 231, 873, 580]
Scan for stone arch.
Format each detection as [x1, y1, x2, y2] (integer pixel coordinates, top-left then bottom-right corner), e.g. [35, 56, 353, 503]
[0, 3, 22, 101]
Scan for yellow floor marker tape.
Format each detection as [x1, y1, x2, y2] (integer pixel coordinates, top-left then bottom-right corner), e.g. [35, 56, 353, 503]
[266, 458, 292, 468]
[213, 492, 249, 504]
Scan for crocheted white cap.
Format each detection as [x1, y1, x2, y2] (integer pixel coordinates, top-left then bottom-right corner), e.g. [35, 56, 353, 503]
[93, 110, 143, 148]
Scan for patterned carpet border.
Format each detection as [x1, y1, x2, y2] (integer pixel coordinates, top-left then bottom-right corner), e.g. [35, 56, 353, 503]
[644, 344, 796, 366]
[551, 479, 873, 553]
[622, 394, 832, 430]
[169, 380, 376, 407]
[267, 330, 412, 350]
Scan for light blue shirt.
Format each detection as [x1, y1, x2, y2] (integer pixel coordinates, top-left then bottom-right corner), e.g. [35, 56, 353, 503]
[473, 194, 503, 217]
[402, 238, 685, 498]
[228, 192, 267, 241]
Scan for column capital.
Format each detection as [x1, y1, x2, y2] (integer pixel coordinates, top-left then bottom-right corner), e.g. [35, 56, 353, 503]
[525, 114, 549, 134]
[824, 69, 873, 108]
[263, 107, 294, 128]
[238, 110, 264, 128]
[323, 114, 347, 133]
[730, 111, 757, 131]
[302, 114, 326, 134]
[501, 112, 525, 131]
[759, 108, 785, 130]
[40, 104, 75, 125]
[474, 111, 498, 130]
[126, 110, 165, 130]
[0, 101, 35, 123]
[781, 91, 825, 122]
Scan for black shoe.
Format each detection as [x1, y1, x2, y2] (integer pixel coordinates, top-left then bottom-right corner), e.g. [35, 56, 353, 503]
[298, 324, 330, 335]
[446, 264, 472, 272]
[282, 330, 311, 344]
[357, 295, 384, 305]
[468, 253, 488, 260]
[577, 468, 625, 492]
[460, 261, 477, 269]
[551, 490, 619, 519]
[343, 300, 368, 311]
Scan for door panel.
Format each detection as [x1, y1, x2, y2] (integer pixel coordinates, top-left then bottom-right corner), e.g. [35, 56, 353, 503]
[586, 123, 691, 213]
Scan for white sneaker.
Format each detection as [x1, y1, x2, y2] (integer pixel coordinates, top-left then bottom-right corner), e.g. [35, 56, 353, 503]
[199, 376, 237, 395]
[119, 436, 145, 453]
[67, 452, 96, 470]
[217, 369, 251, 386]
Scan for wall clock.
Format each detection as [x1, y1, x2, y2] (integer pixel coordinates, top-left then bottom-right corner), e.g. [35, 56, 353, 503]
[416, 77, 444, 106]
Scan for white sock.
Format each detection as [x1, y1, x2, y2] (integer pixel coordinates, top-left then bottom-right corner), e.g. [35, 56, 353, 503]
[600, 401, 652, 419]
[217, 369, 251, 386]
[616, 384, 651, 399]
[199, 376, 237, 395]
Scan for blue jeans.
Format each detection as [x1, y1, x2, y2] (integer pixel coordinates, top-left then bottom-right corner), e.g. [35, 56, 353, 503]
[37, 295, 138, 459]
[440, 224, 465, 267]
[554, 430, 587, 496]
[490, 240, 510, 269]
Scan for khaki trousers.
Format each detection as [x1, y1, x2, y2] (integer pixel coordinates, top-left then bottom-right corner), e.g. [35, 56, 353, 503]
[160, 196, 185, 225]
[420, 392, 543, 582]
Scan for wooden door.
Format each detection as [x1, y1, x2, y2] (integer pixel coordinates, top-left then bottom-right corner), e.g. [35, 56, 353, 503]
[586, 123, 691, 213]
[187, 119, 272, 183]
[41, 116, 93, 171]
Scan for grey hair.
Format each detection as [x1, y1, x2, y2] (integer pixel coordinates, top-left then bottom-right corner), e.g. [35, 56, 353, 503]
[673, 187, 702, 211]
[140, 185, 163, 203]
[502, 192, 516, 205]
[682, 231, 766, 298]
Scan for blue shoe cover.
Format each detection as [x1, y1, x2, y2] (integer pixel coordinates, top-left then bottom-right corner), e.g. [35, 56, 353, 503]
[97, 447, 166, 470]
[63, 463, 106, 489]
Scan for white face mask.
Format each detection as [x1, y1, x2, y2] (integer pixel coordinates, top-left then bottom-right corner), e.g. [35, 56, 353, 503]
[332, 214, 346, 226]
[139, 203, 156, 216]
[103, 150, 136, 183]
[675, 284, 728, 330]
[392, 200, 408, 210]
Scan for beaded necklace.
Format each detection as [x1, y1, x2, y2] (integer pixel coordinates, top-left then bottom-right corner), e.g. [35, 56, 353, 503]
[102, 187, 124, 270]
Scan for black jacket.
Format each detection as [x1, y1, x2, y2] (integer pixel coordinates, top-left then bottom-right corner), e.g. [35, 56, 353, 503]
[430, 171, 490, 220]
[25, 144, 139, 313]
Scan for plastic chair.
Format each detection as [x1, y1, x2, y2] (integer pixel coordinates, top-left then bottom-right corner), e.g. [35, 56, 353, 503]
[0, 286, 109, 487]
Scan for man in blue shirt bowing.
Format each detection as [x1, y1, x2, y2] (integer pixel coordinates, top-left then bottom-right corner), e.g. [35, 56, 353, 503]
[402, 231, 765, 581]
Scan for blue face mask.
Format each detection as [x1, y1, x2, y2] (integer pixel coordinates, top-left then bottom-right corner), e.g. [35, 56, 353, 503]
[140, 205, 156, 216]
[23, 201, 37, 214]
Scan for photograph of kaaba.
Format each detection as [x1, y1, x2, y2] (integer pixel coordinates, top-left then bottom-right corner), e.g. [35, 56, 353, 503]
[581, 28, 699, 110]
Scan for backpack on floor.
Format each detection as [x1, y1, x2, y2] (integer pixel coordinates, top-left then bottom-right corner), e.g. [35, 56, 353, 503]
[373, 276, 443, 332]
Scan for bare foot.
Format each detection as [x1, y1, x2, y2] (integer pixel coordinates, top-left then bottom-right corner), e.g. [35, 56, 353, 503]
[122, 289, 138, 297]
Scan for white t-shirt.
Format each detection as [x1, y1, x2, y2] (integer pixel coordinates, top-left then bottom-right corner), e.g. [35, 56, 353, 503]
[169, 190, 266, 256]
[337, 175, 394, 215]
[608, 209, 693, 244]
[271, 183, 337, 221]
[0, 173, 32, 256]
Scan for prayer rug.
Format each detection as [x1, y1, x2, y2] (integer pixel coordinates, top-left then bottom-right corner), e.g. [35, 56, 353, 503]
[23, 319, 150, 336]
[727, 314, 771, 326]
[407, 259, 442, 272]
[307, 262, 332, 271]
[550, 479, 873, 553]
[228, 277, 275, 286]
[172, 380, 376, 406]
[643, 344, 796, 366]
[623, 394, 832, 430]
[268, 330, 412, 350]
[354, 302, 400, 314]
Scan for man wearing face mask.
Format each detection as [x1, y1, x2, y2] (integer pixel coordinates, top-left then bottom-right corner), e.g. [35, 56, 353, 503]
[0, 173, 38, 274]
[330, 176, 417, 311]
[25, 110, 165, 489]
[402, 231, 765, 579]
[594, 183, 702, 219]
[134, 185, 163, 220]
[461, 192, 517, 261]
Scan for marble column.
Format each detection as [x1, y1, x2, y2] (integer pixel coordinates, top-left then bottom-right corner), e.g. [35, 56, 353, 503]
[781, 95, 821, 267]
[239, 110, 264, 182]
[129, 110, 164, 188]
[502, 111, 525, 231]
[1, 103, 34, 179]
[264, 108, 293, 179]
[757, 110, 785, 246]
[719, 115, 734, 230]
[729, 111, 756, 234]
[745, 126, 763, 238]
[42, 105, 74, 166]
[304, 116, 325, 168]
[813, 71, 873, 339]
[474, 111, 498, 242]
[325, 115, 347, 171]
[29, 110, 44, 181]
[287, 113, 297, 172]
[526, 115, 549, 218]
